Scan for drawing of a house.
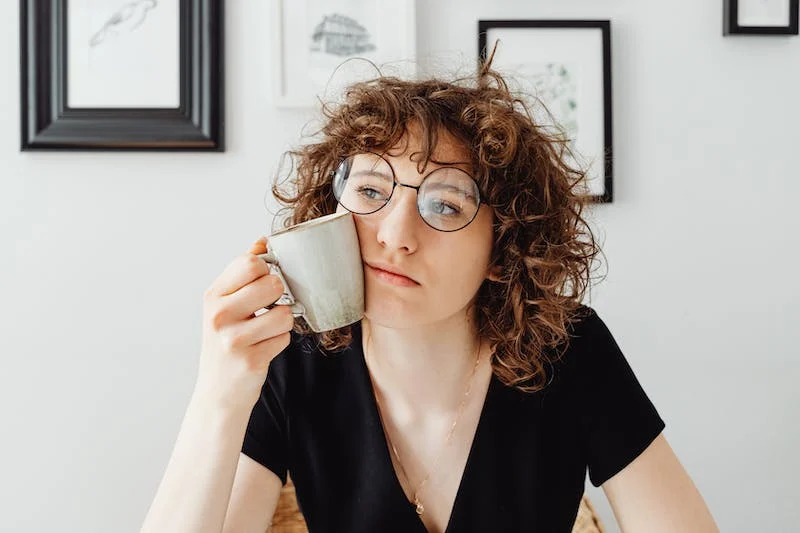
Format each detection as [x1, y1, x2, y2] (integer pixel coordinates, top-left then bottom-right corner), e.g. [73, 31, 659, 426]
[311, 14, 376, 56]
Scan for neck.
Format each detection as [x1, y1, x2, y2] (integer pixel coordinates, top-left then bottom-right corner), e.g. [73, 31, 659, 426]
[362, 311, 486, 425]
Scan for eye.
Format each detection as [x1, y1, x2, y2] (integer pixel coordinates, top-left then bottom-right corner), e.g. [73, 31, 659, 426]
[425, 198, 461, 216]
[356, 185, 389, 201]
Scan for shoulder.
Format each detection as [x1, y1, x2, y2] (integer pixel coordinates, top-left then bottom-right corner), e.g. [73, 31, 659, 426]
[565, 304, 609, 341]
[547, 304, 643, 395]
[545, 306, 667, 486]
[558, 304, 624, 367]
[536, 305, 611, 377]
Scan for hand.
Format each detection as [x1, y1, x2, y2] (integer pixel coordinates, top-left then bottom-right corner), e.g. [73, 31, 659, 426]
[193, 237, 294, 412]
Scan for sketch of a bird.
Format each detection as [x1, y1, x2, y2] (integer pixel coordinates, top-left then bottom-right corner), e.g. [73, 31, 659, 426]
[90, 0, 158, 47]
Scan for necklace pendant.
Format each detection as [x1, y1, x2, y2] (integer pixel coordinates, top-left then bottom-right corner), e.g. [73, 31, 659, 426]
[414, 499, 424, 516]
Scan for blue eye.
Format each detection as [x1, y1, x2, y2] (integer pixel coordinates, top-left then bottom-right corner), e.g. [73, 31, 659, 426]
[424, 199, 460, 216]
[356, 186, 388, 201]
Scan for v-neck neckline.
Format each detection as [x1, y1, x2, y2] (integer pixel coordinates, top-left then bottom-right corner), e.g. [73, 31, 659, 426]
[350, 322, 497, 533]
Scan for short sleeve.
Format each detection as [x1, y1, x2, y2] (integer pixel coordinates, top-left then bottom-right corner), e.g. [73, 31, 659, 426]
[240, 342, 292, 485]
[565, 307, 666, 487]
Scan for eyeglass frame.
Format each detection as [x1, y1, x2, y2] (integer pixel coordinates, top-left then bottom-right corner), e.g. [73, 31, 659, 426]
[330, 151, 485, 233]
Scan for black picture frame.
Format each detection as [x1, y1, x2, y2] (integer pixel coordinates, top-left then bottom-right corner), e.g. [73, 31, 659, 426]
[724, 0, 800, 35]
[478, 20, 613, 203]
[20, 0, 225, 151]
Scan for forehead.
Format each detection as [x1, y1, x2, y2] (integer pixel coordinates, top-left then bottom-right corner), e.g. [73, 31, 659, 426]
[383, 124, 472, 168]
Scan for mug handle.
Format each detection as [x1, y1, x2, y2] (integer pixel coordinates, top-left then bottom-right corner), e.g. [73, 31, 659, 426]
[256, 252, 306, 318]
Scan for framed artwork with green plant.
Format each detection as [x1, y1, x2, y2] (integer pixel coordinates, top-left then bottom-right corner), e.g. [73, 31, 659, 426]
[478, 20, 613, 203]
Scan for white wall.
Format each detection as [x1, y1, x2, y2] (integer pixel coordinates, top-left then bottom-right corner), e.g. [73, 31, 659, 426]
[1, 1, 797, 531]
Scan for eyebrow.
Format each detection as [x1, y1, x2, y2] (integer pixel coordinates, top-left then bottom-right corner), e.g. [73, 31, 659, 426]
[349, 165, 479, 200]
[424, 182, 478, 200]
[350, 169, 393, 180]
[428, 157, 472, 167]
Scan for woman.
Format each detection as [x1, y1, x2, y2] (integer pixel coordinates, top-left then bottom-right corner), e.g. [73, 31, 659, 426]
[140, 58, 718, 532]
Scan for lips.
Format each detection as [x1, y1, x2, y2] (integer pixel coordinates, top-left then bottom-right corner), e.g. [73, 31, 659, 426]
[365, 261, 420, 285]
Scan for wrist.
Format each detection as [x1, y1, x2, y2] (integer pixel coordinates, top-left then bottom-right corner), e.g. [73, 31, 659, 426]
[187, 388, 257, 426]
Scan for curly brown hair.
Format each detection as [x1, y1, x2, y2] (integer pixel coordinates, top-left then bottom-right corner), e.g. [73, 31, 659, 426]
[271, 54, 604, 393]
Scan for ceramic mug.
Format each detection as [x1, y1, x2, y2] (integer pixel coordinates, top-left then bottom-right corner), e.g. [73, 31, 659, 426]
[257, 211, 364, 332]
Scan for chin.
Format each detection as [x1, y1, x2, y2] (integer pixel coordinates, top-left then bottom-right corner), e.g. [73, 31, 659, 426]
[363, 299, 426, 330]
[363, 293, 467, 331]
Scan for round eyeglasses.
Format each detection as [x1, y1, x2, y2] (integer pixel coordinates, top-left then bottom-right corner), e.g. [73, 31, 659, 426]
[331, 152, 483, 232]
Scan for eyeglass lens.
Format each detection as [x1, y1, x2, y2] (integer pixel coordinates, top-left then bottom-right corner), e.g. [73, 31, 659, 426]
[332, 153, 480, 232]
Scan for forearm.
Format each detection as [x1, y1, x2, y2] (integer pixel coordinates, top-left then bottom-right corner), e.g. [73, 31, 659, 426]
[604, 434, 719, 533]
[139, 394, 253, 533]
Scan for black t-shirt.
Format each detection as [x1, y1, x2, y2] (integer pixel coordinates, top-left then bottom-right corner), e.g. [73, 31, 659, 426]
[242, 305, 665, 532]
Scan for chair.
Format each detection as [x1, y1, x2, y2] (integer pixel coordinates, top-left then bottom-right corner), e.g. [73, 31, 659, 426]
[268, 474, 605, 532]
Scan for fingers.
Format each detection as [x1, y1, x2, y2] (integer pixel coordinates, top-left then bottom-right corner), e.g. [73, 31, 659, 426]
[221, 304, 295, 352]
[219, 273, 286, 322]
[250, 305, 295, 344]
[244, 331, 293, 374]
[247, 236, 268, 256]
[207, 242, 270, 298]
[195, 236, 292, 409]
[248, 332, 292, 374]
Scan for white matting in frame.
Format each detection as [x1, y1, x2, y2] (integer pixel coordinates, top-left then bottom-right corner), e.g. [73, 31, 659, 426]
[272, 0, 416, 108]
[482, 22, 611, 200]
[68, 0, 180, 108]
[738, 0, 791, 26]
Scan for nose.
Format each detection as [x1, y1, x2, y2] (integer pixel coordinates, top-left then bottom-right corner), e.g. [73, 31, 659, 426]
[375, 186, 421, 254]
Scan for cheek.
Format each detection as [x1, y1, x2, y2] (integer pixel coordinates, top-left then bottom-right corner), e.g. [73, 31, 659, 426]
[432, 236, 491, 285]
[350, 214, 376, 254]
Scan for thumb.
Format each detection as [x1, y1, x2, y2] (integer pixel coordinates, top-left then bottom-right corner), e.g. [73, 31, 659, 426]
[247, 236, 268, 255]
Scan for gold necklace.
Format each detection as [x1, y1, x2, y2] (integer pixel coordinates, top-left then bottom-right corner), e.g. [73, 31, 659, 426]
[366, 336, 483, 517]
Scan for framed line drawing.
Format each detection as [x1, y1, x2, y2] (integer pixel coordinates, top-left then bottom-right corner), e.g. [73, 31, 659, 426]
[20, 0, 224, 151]
[272, 0, 416, 108]
[724, 0, 799, 35]
[478, 20, 613, 203]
